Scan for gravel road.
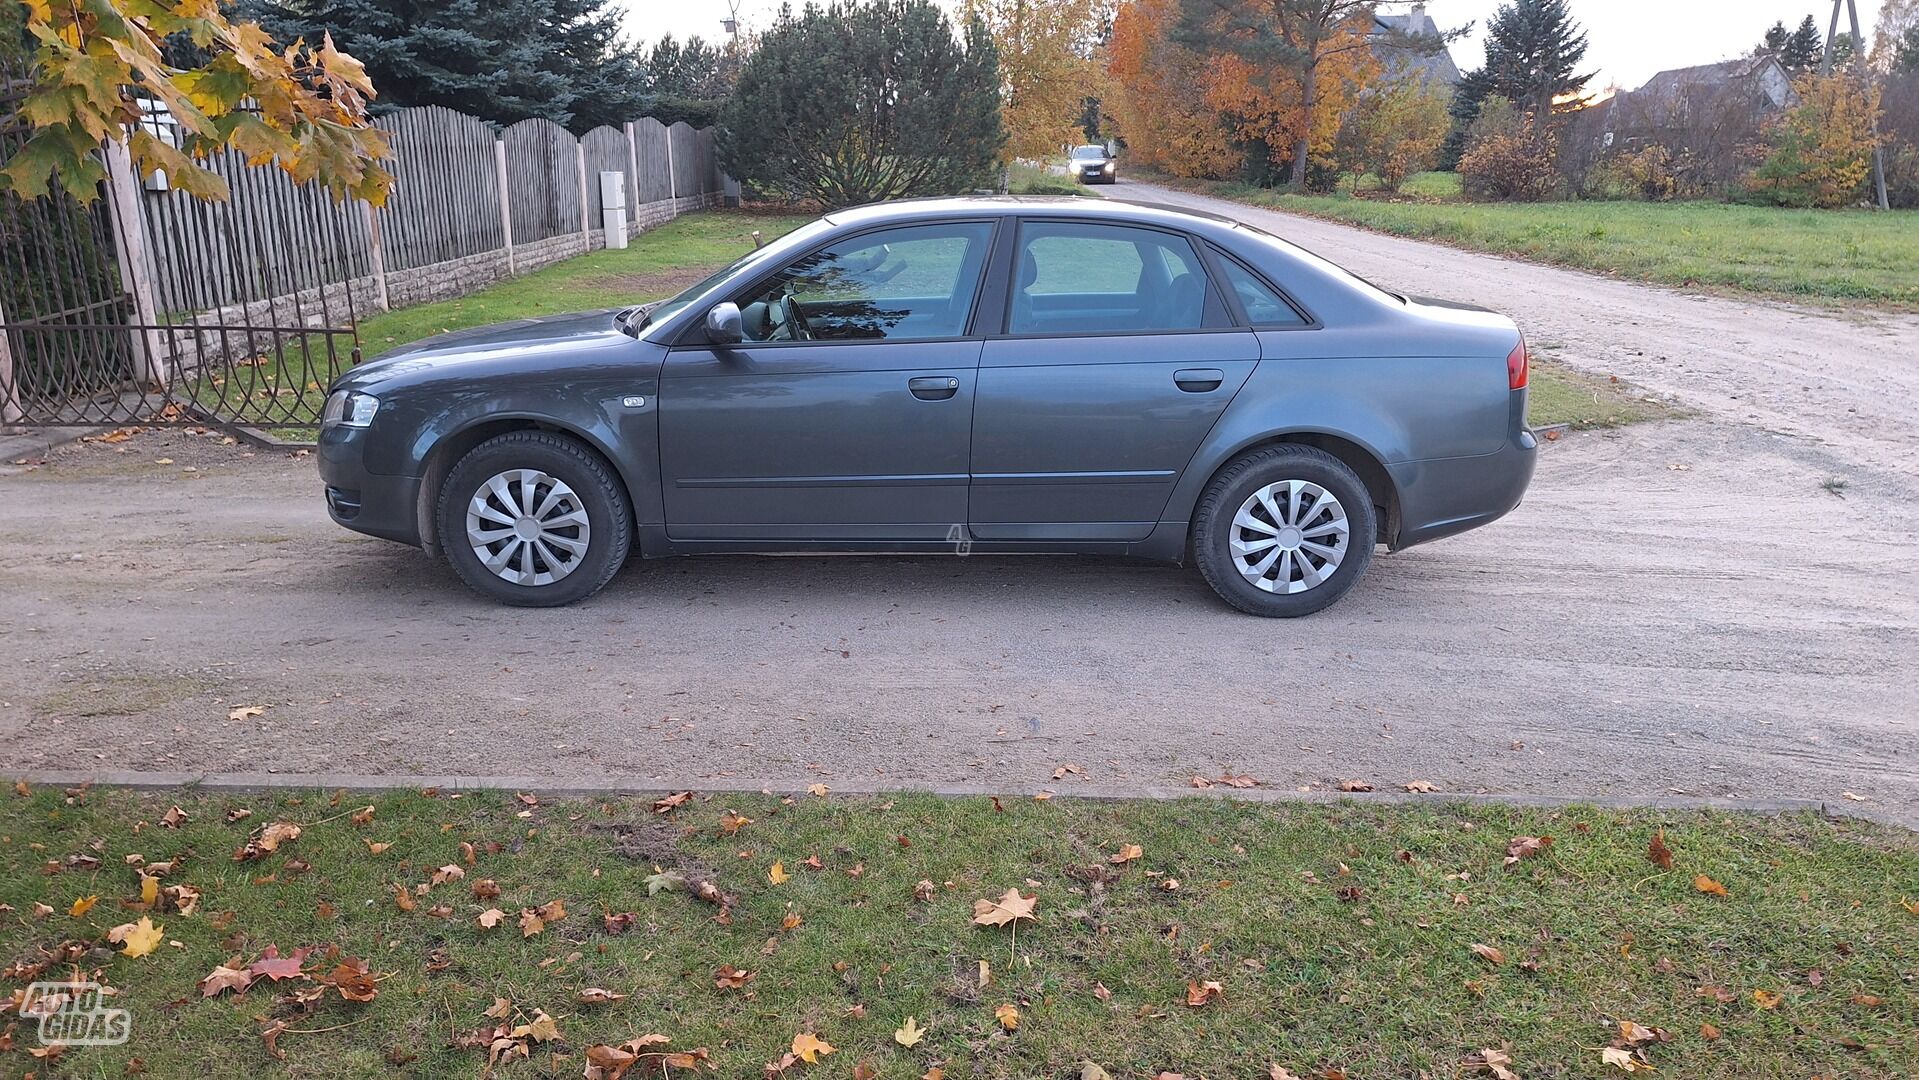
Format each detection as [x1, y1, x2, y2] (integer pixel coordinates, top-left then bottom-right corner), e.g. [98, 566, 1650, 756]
[2, 184, 1914, 821]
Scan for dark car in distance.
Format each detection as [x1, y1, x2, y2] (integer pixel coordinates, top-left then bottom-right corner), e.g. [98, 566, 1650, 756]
[319, 197, 1536, 616]
[1069, 144, 1116, 184]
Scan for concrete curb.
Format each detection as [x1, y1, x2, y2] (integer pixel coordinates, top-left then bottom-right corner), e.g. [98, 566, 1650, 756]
[5, 770, 1883, 825]
[0, 425, 111, 464]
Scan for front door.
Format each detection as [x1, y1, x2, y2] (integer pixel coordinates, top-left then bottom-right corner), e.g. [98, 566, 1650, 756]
[660, 220, 995, 541]
[970, 220, 1258, 541]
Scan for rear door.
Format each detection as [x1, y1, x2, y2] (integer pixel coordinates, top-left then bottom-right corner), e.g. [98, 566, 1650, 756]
[969, 220, 1258, 541]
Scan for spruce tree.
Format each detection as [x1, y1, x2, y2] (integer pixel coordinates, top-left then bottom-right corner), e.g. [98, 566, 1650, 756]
[1782, 14, 1824, 71]
[240, 0, 644, 131]
[1760, 20, 1791, 57]
[1440, 0, 1591, 168]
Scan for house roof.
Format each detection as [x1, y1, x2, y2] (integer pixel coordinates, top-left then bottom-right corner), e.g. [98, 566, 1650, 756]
[1371, 10, 1461, 86]
[1602, 54, 1793, 130]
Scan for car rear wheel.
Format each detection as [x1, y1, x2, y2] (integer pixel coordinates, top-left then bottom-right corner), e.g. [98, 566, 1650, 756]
[438, 431, 632, 607]
[1192, 445, 1377, 617]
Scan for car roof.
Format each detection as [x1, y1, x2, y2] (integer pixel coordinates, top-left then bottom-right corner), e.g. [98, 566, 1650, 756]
[822, 195, 1241, 234]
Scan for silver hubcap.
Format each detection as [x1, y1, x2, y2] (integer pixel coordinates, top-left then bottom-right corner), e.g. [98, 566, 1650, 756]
[1230, 479, 1349, 594]
[465, 469, 592, 587]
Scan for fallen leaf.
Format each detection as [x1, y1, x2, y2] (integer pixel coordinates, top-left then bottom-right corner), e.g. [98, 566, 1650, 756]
[769, 861, 789, 885]
[110, 916, 165, 958]
[1337, 780, 1374, 792]
[653, 791, 693, 813]
[364, 840, 391, 855]
[715, 964, 754, 990]
[1850, 992, 1883, 1006]
[228, 705, 266, 721]
[477, 907, 506, 929]
[69, 895, 98, 917]
[578, 987, 627, 1005]
[1110, 844, 1143, 865]
[234, 821, 301, 861]
[720, 810, 754, 835]
[140, 875, 159, 906]
[247, 945, 308, 981]
[790, 1032, 834, 1063]
[807, 783, 829, 797]
[1185, 979, 1223, 1006]
[1641, 829, 1675, 870]
[1752, 988, 1782, 1010]
[972, 888, 1039, 927]
[160, 806, 188, 828]
[1269, 1068, 1303, 1080]
[1700, 1022, 1721, 1041]
[894, 1015, 926, 1047]
[1694, 875, 1729, 897]
[200, 962, 254, 997]
[1082, 1066, 1115, 1080]
[995, 1003, 1020, 1031]
[1053, 763, 1083, 779]
[510, 1010, 561, 1043]
[1470, 943, 1506, 966]
[431, 864, 465, 886]
[536, 898, 566, 922]
[1618, 1020, 1670, 1045]
[1599, 1047, 1650, 1073]
[913, 879, 937, 903]
[1403, 780, 1439, 793]
[518, 909, 545, 937]
[1503, 835, 1553, 866]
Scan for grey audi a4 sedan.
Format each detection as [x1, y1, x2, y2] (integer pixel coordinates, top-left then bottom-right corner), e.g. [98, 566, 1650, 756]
[319, 196, 1536, 616]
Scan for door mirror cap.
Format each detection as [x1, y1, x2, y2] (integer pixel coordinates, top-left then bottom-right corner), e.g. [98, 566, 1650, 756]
[705, 302, 744, 345]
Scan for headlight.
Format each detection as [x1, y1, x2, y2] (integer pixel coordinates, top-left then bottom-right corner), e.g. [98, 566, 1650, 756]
[1103, 161, 1115, 172]
[322, 389, 380, 428]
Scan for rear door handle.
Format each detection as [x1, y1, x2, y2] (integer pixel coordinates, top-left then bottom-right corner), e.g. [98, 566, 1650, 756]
[1174, 368, 1224, 393]
[908, 375, 961, 401]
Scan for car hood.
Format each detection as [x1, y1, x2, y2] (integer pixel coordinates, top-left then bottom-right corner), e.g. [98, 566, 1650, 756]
[342, 309, 631, 386]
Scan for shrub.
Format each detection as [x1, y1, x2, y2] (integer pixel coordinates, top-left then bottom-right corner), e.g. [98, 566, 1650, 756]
[1619, 144, 1678, 200]
[1742, 73, 1881, 208]
[1337, 76, 1451, 193]
[1458, 125, 1559, 201]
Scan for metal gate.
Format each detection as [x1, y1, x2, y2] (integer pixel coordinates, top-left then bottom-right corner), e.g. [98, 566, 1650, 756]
[1, 53, 366, 433]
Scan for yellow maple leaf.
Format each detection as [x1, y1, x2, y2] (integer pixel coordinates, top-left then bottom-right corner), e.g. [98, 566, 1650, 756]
[769, 861, 789, 885]
[791, 1031, 834, 1063]
[995, 1003, 1020, 1031]
[1600, 1047, 1652, 1072]
[1110, 844, 1143, 865]
[972, 888, 1039, 927]
[140, 874, 159, 906]
[70, 895, 99, 917]
[894, 1015, 926, 1047]
[1693, 875, 1729, 897]
[112, 916, 165, 958]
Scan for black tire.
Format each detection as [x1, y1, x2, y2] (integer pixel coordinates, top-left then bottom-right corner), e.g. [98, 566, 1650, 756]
[437, 431, 632, 607]
[1191, 445, 1377, 617]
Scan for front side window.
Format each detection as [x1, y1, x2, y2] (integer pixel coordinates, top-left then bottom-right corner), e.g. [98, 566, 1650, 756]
[735, 222, 993, 343]
[1009, 222, 1218, 335]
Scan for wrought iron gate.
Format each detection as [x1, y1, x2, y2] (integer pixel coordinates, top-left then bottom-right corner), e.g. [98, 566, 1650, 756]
[1, 53, 365, 433]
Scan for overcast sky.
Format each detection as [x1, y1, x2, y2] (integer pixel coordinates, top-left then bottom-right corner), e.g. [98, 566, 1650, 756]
[622, 0, 1890, 92]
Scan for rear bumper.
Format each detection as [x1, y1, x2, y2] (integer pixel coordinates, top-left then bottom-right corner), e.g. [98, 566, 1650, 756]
[318, 425, 423, 548]
[1386, 426, 1537, 550]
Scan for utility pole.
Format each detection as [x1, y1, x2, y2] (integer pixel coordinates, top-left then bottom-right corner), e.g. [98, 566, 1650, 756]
[1822, 0, 1890, 210]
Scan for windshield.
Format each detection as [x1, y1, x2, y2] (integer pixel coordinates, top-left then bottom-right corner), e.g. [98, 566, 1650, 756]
[1069, 145, 1107, 161]
[633, 219, 834, 332]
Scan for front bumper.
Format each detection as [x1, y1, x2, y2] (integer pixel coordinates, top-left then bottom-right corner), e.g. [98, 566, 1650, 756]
[1386, 426, 1537, 550]
[1077, 167, 1114, 183]
[318, 424, 423, 547]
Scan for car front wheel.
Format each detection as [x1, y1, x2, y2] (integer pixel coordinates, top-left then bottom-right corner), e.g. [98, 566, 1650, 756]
[437, 431, 632, 606]
[1192, 445, 1377, 617]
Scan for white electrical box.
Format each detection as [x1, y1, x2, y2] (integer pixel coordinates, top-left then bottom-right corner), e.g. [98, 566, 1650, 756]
[600, 171, 627, 250]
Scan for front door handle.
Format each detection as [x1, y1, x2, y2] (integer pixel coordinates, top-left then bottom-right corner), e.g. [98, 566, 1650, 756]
[908, 375, 961, 401]
[1174, 368, 1224, 393]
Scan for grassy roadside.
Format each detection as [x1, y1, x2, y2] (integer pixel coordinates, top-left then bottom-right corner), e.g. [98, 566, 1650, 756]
[1136, 169, 1919, 308]
[3, 786, 1913, 1078]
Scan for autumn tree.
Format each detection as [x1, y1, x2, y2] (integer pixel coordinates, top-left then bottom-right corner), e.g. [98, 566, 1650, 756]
[1, 0, 390, 204]
[1746, 72, 1884, 207]
[1337, 73, 1449, 190]
[963, 0, 1109, 161]
[1176, 0, 1457, 189]
[1104, 0, 1237, 177]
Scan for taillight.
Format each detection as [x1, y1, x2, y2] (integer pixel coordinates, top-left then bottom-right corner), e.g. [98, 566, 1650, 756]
[1507, 338, 1529, 390]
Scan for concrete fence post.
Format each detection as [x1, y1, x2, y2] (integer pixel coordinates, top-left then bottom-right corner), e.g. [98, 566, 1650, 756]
[577, 142, 591, 244]
[0, 294, 21, 426]
[101, 140, 170, 390]
[494, 139, 517, 275]
[362, 203, 390, 311]
[623, 122, 641, 237]
[665, 129, 677, 215]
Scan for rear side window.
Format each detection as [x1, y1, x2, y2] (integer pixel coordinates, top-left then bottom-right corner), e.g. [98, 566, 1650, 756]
[1009, 222, 1223, 335]
[1214, 253, 1308, 327]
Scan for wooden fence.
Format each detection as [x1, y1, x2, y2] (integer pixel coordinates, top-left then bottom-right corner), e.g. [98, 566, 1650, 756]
[138, 106, 728, 322]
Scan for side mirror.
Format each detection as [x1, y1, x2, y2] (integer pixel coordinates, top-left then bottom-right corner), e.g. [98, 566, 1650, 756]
[705, 302, 744, 345]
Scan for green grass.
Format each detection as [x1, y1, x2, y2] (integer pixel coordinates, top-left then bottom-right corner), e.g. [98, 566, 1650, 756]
[1008, 162, 1102, 198]
[1527, 358, 1678, 429]
[4, 787, 1913, 1078]
[1149, 171, 1919, 307]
